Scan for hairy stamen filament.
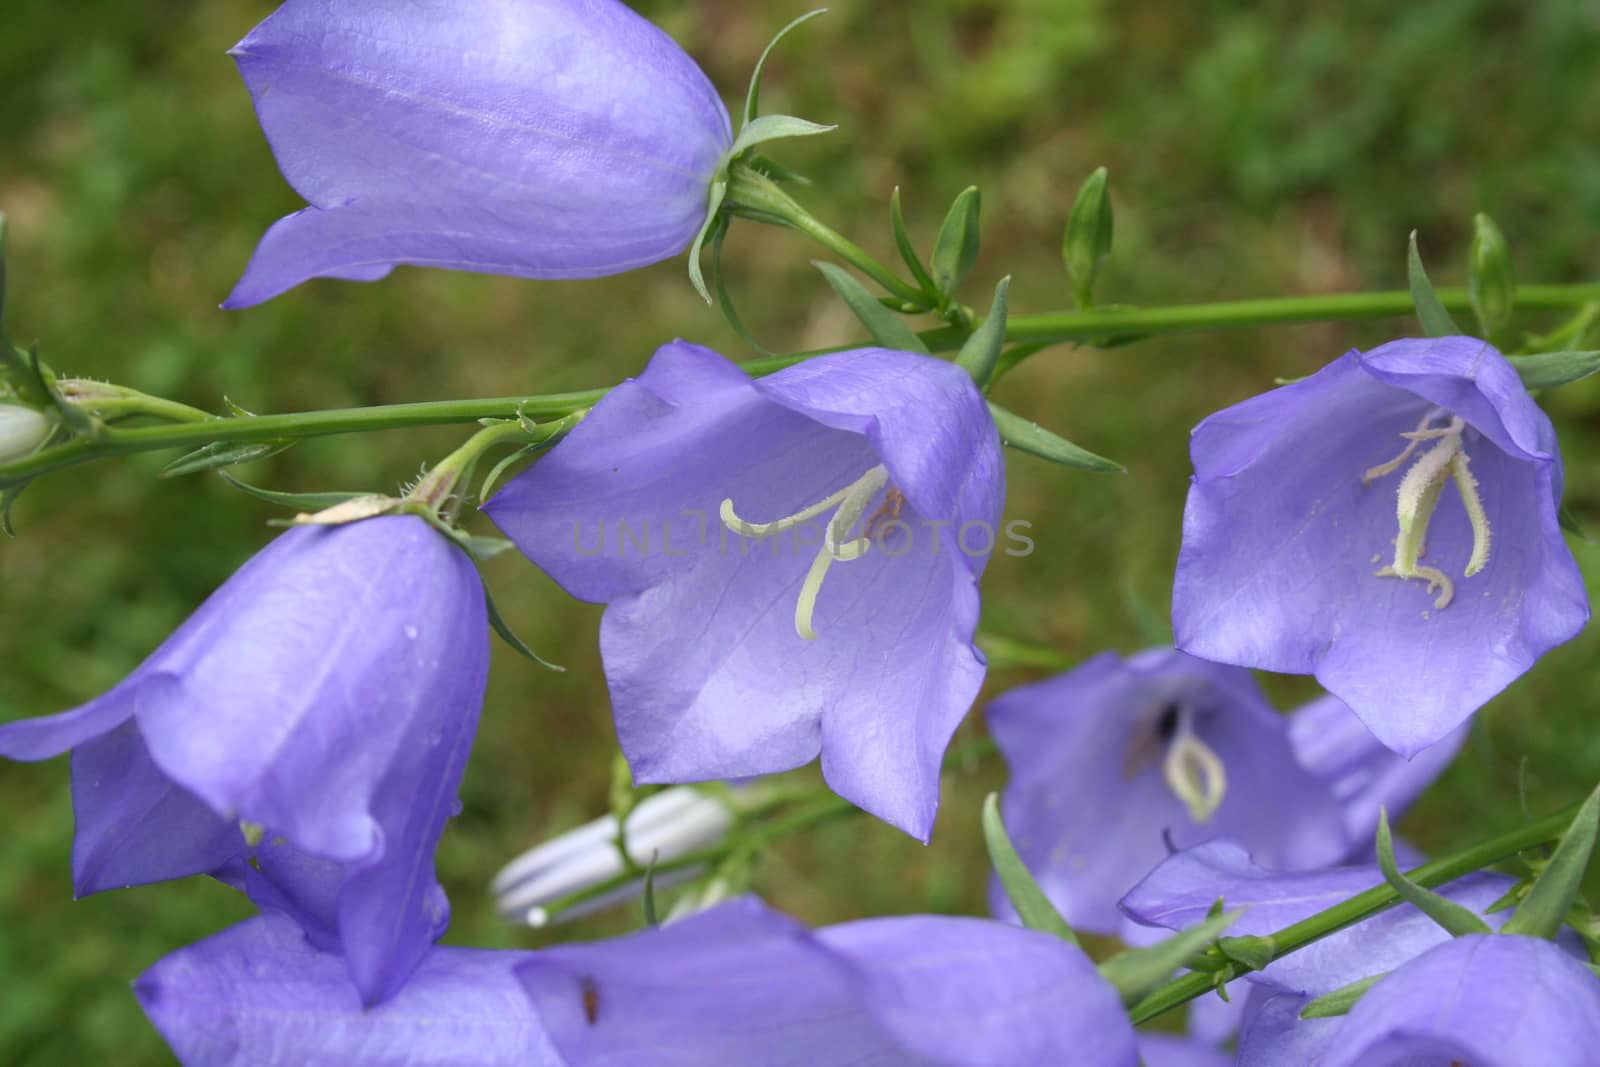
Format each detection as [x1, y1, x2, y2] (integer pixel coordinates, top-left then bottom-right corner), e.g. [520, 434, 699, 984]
[1162, 710, 1228, 824]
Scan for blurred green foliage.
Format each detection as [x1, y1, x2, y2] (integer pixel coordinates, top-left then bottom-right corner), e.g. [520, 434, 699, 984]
[2, 0, 1598, 1061]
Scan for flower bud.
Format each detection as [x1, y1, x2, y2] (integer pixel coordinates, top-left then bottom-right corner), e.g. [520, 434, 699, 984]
[1468, 213, 1515, 341]
[0, 403, 48, 463]
[491, 786, 734, 927]
[1063, 166, 1114, 309]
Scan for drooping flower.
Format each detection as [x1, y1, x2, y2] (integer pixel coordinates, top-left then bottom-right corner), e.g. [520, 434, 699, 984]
[485, 341, 1004, 841]
[0, 402, 49, 463]
[224, 0, 733, 308]
[1174, 336, 1587, 755]
[517, 896, 1140, 1066]
[136, 914, 560, 1067]
[0, 515, 488, 1004]
[986, 648, 1349, 934]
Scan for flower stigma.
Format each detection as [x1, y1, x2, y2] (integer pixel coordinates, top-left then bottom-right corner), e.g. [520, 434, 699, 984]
[1125, 702, 1228, 823]
[720, 464, 893, 640]
[1363, 410, 1492, 610]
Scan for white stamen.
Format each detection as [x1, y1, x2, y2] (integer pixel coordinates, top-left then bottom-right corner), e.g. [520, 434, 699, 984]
[1450, 452, 1492, 577]
[1376, 564, 1454, 609]
[1363, 410, 1450, 485]
[1162, 710, 1228, 824]
[721, 465, 891, 640]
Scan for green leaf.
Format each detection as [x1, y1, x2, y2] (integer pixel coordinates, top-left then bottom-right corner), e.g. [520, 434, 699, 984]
[954, 277, 1011, 387]
[981, 793, 1078, 945]
[1216, 935, 1276, 971]
[483, 581, 565, 672]
[742, 9, 828, 127]
[0, 212, 8, 335]
[161, 439, 294, 478]
[1408, 231, 1462, 338]
[1063, 167, 1114, 309]
[813, 261, 930, 354]
[641, 853, 661, 927]
[0, 478, 29, 536]
[687, 180, 729, 305]
[888, 187, 938, 304]
[987, 403, 1122, 472]
[1510, 350, 1600, 391]
[727, 114, 836, 159]
[1300, 973, 1382, 1019]
[1376, 808, 1492, 936]
[1559, 503, 1588, 540]
[217, 471, 368, 511]
[1503, 783, 1600, 940]
[1099, 911, 1239, 1004]
[1469, 214, 1515, 342]
[712, 220, 776, 356]
[455, 535, 516, 563]
[930, 186, 981, 299]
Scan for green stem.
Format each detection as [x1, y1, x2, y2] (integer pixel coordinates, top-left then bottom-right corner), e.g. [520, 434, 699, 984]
[1128, 800, 1585, 1024]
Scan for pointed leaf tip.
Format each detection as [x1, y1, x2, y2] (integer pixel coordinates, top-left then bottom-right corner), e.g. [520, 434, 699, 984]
[1503, 783, 1600, 940]
[1407, 231, 1462, 338]
[1376, 808, 1491, 937]
[981, 792, 1078, 945]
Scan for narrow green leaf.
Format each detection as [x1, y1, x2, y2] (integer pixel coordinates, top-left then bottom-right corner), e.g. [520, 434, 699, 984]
[955, 277, 1011, 387]
[217, 471, 368, 511]
[888, 187, 938, 301]
[1099, 911, 1239, 1004]
[27, 345, 94, 436]
[1063, 167, 1114, 309]
[1559, 503, 1588, 540]
[161, 439, 294, 478]
[1503, 783, 1600, 939]
[930, 186, 981, 299]
[1408, 231, 1462, 338]
[641, 852, 661, 927]
[1510, 350, 1600, 391]
[742, 9, 828, 127]
[1216, 935, 1276, 971]
[0, 478, 29, 536]
[1376, 808, 1492, 936]
[813, 261, 929, 354]
[712, 221, 776, 356]
[687, 181, 729, 305]
[728, 114, 836, 159]
[1300, 973, 1383, 1019]
[483, 581, 565, 672]
[987, 403, 1122, 472]
[455, 535, 516, 563]
[749, 154, 812, 186]
[1468, 214, 1515, 342]
[981, 793, 1078, 945]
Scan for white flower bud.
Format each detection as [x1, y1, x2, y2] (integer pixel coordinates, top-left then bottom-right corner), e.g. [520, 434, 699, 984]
[0, 404, 48, 464]
[490, 786, 735, 927]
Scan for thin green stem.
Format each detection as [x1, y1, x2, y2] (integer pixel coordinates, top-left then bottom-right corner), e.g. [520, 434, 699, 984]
[1128, 800, 1585, 1024]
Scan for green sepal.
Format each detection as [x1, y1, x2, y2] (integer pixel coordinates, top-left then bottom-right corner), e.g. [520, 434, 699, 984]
[888, 187, 938, 304]
[1063, 166, 1114, 309]
[987, 403, 1122, 472]
[217, 472, 368, 512]
[26, 345, 96, 437]
[727, 114, 836, 160]
[742, 8, 827, 127]
[1469, 213, 1516, 343]
[748, 154, 812, 186]
[455, 535, 516, 563]
[930, 186, 981, 299]
[161, 439, 295, 478]
[1376, 808, 1492, 936]
[1216, 934, 1276, 971]
[483, 580, 565, 672]
[954, 277, 1011, 387]
[687, 179, 729, 305]
[1510, 350, 1600, 391]
[1300, 973, 1383, 1019]
[1100, 911, 1239, 1005]
[479, 443, 541, 503]
[0, 479, 29, 536]
[1502, 782, 1600, 940]
[1408, 231, 1462, 338]
[981, 792, 1078, 946]
[712, 220, 775, 356]
[813, 261, 930, 354]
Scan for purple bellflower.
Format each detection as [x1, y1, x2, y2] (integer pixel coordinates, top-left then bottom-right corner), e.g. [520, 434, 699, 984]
[225, 0, 733, 308]
[137, 914, 559, 1067]
[986, 648, 1349, 935]
[1174, 336, 1588, 756]
[517, 896, 1140, 1066]
[0, 515, 488, 1004]
[485, 342, 1004, 841]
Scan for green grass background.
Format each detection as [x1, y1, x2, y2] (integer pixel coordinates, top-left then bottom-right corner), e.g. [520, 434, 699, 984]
[2, 0, 1599, 1061]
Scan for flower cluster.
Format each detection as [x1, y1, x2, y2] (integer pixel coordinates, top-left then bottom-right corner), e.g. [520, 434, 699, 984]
[2, 0, 1595, 1064]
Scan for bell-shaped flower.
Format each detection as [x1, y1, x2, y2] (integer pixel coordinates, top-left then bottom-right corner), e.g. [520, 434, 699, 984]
[136, 914, 560, 1067]
[225, 0, 732, 308]
[485, 341, 1004, 841]
[517, 896, 1140, 1066]
[1174, 336, 1588, 756]
[0, 515, 489, 1004]
[986, 648, 1349, 935]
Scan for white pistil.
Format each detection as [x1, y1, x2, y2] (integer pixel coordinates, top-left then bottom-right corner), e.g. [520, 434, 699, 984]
[721, 465, 890, 641]
[1162, 710, 1228, 824]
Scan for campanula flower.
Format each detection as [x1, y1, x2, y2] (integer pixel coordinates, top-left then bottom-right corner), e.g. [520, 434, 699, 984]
[224, 0, 732, 308]
[485, 341, 1004, 841]
[0, 515, 488, 1004]
[1174, 336, 1588, 756]
[136, 915, 560, 1067]
[517, 897, 1140, 1066]
[986, 649, 1348, 934]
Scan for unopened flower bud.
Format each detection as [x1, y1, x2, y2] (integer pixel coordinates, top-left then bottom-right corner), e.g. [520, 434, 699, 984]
[0, 403, 48, 463]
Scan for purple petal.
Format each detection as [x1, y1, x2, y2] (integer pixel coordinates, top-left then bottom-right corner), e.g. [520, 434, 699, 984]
[1236, 992, 1338, 1067]
[817, 917, 1139, 1067]
[1135, 1033, 1234, 1067]
[988, 649, 1348, 934]
[226, 0, 731, 306]
[1321, 934, 1600, 1067]
[1175, 340, 1587, 755]
[135, 915, 557, 1067]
